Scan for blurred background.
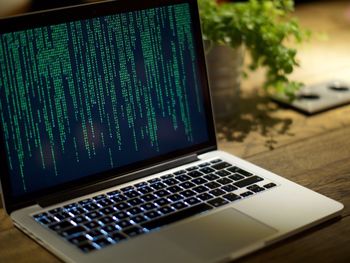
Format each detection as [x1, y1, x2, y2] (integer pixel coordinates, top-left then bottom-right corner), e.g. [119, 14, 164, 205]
[0, 0, 348, 18]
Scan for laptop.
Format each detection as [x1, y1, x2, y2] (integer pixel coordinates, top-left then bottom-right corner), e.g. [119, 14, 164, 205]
[0, 0, 343, 262]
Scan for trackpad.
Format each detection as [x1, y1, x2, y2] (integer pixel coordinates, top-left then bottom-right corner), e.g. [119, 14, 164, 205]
[161, 208, 277, 262]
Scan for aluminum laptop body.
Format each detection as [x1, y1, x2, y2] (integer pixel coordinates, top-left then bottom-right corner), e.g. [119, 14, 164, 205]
[0, 0, 343, 262]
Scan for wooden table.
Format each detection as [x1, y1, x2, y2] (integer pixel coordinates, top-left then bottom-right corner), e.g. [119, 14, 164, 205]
[1, 1, 350, 262]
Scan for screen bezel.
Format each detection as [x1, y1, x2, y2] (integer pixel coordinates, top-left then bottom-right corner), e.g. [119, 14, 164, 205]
[0, 0, 217, 214]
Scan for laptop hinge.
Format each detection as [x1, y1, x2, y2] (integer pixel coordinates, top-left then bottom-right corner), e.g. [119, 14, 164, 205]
[37, 154, 199, 208]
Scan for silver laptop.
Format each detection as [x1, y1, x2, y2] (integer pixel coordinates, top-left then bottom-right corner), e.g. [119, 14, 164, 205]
[0, 0, 343, 262]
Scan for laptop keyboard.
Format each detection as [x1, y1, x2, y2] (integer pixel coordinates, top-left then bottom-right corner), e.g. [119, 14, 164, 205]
[32, 159, 277, 253]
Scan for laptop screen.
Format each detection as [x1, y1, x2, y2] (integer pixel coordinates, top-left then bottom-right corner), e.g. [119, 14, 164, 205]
[0, 0, 214, 202]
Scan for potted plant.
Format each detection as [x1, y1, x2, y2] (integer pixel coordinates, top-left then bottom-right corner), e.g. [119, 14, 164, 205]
[198, 0, 309, 117]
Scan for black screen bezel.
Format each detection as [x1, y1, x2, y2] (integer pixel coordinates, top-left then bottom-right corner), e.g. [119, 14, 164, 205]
[0, 0, 217, 214]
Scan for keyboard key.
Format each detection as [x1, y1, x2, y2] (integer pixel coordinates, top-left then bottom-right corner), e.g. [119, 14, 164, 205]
[216, 178, 233, 185]
[98, 216, 115, 225]
[37, 216, 57, 225]
[199, 167, 215, 174]
[175, 174, 191, 182]
[264, 183, 277, 189]
[97, 198, 114, 207]
[33, 212, 48, 219]
[127, 207, 143, 216]
[161, 174, 174, 180]
[158, 206, 175, 214]
[147, 178, 161, 184]
[101, 224, 118, 234]
[78, 242, 97, 253]
[199, 162, 210, 167]
[114, 202, 130, 211]
[150, 182, 166, 190]
[86, 229, 104, 239]
[209, 189, 225, 197]
[167, 185, 183, 193]
[192, 185, 209, 193]
[145, 210, 161, 219]
[247, 184, 265, 193]
[49, 221, 74, 232]
[240, 191, 254, 197]
[155, 198, 170, 206]
[185, 197, 201, 205]
[197, 193, 214, 201]
[174, 170, 186, 175]
[138, 186, 153, 194]
[186, 166, 198, 172]
[95, 237, 113, 248]
[107, 190, 121, 196]
[207, 197, 229, 207]
[68, 234, 90, 245]
[154, 189, 170, 198]
[179, 181, 195, 189]
[112, 211, 129, 220]
[120, 186, 134, 192]
[141, 194, 157, 202]
[84, 221, 100, 229]
[111, 194, 127, 203]
[141, 202, 157, 211]
[223, 193, 241, 202]
[150, 182, 167, 190]
[141, 203, 211, 230]
[168, 194, 183, 202]
[180, 189, 196, 198]
[221, 184, 238, 192]
[215, 170, 230, 177]
[229, 173, 244, 181]
[172, 201, 188, 210]
[60, 226, 86, 237]
[99, 206, 116, 215]
[131, 215, 147, 224]
[93, 194, 107, 200]
[228, 167, 253, 177]
[69, 207, 86, 217]
[86, 211, 102, 220]
[191, 178, 208, 185]
[83, 203, 100, 212]
[210, 159, 222, 164]
[237, 168, 253, 177]
[234, 176, 264, 188]
[72, 216, 88, 224]
[117, 220, 133, 229]
[124, 190, 140, 199]
[36, 217, 52, 226]
[188, 171, 203, 178]
[78, 199, 93, 206]
[205, 181, 221, 190]
[164, 178, 179, 186]
[204, 173, 219, 181]
[64, 203, 78, 210]
[128, 198, 143, 206]
[211, 162, 231, 170]
[135, 182, 148, 188]
[123, 226, 145, 237]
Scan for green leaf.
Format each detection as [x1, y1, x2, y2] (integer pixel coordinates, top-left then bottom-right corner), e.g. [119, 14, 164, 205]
[198, 0, 310, 97]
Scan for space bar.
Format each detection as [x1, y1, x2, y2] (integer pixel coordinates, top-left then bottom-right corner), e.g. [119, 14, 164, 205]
[141, 203, 212, 230]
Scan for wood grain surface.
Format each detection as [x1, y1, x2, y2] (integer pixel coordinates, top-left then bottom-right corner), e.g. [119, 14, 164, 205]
[1, 1, 350, 262]
[236, 126, 350, 263]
